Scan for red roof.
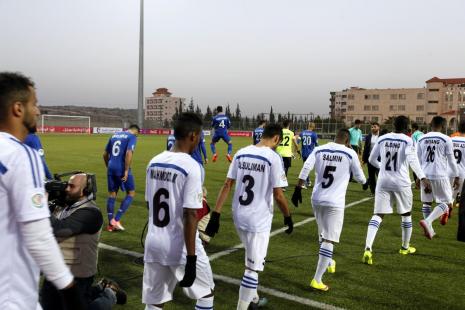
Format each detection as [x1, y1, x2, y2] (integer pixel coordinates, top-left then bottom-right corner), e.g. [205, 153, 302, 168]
[426, 77, 465, 84]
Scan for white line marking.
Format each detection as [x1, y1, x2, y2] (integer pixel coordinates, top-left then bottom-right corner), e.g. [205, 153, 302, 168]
[208, 196, 374, 261]
[98, 243, 346, 309]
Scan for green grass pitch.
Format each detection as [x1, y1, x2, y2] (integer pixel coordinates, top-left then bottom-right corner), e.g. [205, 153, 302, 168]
[41, 134, 465, 309]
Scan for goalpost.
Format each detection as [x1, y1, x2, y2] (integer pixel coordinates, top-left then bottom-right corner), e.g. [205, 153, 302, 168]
[40, 114, 91, 134]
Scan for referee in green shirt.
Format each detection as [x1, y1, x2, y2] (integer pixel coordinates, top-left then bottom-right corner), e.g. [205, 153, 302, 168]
[349, 119, 363, 154]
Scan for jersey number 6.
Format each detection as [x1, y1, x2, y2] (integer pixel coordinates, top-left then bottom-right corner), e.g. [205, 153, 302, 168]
[153, 188, 170, 227]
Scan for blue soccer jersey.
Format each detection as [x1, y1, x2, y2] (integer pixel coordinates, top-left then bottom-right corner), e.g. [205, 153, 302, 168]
[166, 134, 175, 151]
[299, 130, 318, 159]
[253, 127, 264, 145]
[191, 131, 208, 165]
[105, 131, 137, 176]
[211, 114, 231, 136]
[24, 133, 52, 179]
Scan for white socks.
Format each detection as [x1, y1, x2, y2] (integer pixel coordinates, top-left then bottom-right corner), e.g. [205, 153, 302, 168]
[314, 242, 333, 283]
[365, 215, 382, 251]
[196, 296, 214, 310]
[401, 215, 412, 249]
[426, 203, 448, 223]
[237, 269, 258, 310]
[422, 204, 432, 219]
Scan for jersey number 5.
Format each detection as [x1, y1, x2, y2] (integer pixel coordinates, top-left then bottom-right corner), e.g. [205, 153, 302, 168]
[239, 175, 255, 205]
[153, 188, 170, 227]
[322, 166, 336, 188]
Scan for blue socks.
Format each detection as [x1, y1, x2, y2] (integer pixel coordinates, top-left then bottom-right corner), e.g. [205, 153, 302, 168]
[227, 142, 233, 154]
[115, 196, 133, 221]
[210, 143, 216, 154]
[106, 197, 116, 222]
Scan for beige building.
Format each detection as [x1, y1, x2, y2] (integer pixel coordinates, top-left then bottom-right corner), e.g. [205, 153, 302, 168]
[330, 77, 465, 129]
[145, 88, 185, 122]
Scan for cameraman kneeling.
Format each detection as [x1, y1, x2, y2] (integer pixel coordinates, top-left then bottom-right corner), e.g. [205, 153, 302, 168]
[41, 173, 126, 310]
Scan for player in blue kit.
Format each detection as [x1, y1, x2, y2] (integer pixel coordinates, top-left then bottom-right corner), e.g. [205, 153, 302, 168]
[24, 132, 53, 180]
[191, 131, 208, 167]
[253, 120, 266, 145]
[103, 125, 140, 231]
[210, 106, 232, 162]
[297, 122, 318, 188]
[166, 133, 176, 151]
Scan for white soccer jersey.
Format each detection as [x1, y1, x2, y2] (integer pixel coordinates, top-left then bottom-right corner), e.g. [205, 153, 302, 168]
[227, 145, 288, 233]
[449, 136, 465, 178]
[0, 132, 50, 309]
[299, 142, 366, 209]
[417, 132, 458, 179]
[144, 151, 204, 266]
[369, 133, 425, 191]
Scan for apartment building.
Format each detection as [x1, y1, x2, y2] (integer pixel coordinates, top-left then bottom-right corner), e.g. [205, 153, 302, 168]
[144, 88, 185, 122]
[330, 77, 465, 129]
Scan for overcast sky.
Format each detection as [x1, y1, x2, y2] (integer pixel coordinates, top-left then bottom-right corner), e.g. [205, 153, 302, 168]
[1, 0, 464, 116]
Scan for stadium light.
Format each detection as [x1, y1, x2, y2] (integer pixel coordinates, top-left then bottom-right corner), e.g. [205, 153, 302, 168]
[137, 0, 144, 129]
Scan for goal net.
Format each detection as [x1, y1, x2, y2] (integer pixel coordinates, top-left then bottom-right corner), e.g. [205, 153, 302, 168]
[39, 114, 91, 134]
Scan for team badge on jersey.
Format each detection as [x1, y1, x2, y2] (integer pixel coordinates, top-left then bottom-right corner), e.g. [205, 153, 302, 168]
[31, 193, 45, 208]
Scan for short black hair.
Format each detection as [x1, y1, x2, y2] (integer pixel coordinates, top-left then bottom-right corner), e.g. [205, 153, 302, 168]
[459, 120, 465, 134]
[394, 115, 409, 132]
[412, 123, 419, 130]
[431, 116, 446, 128]
[0, 72, 34, 122]
[216, 106, 223, 113]
[336, 128, 350, 141]
[128, 124, 140, 133]
[371, 122, 380, 126]
[258, 119, 266, 126]
[174, 112, 203, 140]
[262, 123, 283, 141]
[380, 128, 389, 136]
[354, 119, 361, 125]
[282, 119, 290, 128]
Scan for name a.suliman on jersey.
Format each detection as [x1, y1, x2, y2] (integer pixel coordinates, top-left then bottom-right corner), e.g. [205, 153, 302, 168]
[322, 154, 343, 162]
[238, 161, 266, 172]
[150, 169, 178, 183]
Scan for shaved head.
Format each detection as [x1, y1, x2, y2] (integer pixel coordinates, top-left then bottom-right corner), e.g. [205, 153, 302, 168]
[65, 173, 88, 203]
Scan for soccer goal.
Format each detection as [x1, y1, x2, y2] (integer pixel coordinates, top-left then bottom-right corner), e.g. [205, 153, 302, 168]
[40, 114, 91, 134]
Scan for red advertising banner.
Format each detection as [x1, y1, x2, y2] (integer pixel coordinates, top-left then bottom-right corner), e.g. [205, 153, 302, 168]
[229, 131, 252, 137]
[140, 129, 172, 135]
[41, 126, 90, 134]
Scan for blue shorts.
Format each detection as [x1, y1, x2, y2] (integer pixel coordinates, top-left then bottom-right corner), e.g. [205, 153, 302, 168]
[211, 133, 231, 144]
[107, 173, 135, 192]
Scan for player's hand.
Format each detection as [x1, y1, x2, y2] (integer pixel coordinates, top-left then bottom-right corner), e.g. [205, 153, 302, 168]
[421, 178, 432, 194]
[291, 186, 302, 207]
[204, 158, 208, 165]
[415, 178, 421, 189]
[284, 215, 293, 234]
[121, 171, 129, 182]
[453, 177, 461, 190]
[61, 282, 86, 310]
[205, 211, 220, 237]
[297, 150, 302, 159]
[179, 255, 197, 287]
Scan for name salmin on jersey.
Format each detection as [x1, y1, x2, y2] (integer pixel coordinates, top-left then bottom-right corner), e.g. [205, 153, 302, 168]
[227, 145, 287, 233]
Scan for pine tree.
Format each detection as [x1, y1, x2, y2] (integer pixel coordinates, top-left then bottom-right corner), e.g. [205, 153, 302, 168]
[269, 106, 275, 123]
[225, 104, 232, 118]
[204, 105, 213, 122]
[188, 97, 195, 112]
[235, 103, 242, 120]
[195, 105, 202, 118]
[172, 107, 179, 121]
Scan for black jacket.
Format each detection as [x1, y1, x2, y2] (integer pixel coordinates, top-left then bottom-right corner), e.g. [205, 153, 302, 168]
[362, 133, 373, 163]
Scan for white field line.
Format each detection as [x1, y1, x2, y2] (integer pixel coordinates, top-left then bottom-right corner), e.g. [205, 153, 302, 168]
[98, 196, 372, 309]
[97, 242, 346, 309]
[208, 196, 374, 261]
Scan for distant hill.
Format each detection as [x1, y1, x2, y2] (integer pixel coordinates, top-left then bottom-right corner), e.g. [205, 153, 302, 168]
[40, 105, 137, 127]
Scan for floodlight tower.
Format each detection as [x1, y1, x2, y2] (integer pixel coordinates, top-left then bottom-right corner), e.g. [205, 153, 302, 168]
[137, 0, 144, 129]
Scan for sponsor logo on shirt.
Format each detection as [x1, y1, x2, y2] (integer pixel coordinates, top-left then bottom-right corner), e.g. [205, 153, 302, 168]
[31, 193, 44, 208]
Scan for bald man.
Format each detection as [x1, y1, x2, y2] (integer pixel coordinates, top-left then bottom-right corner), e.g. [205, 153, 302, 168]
[41, 174, 127, 309]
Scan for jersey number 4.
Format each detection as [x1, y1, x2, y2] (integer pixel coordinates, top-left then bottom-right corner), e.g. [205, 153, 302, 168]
[153, 188, 170, 227]
[219, 120, 226, 128]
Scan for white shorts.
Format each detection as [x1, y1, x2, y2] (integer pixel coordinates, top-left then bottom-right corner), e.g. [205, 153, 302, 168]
[142, 247, 214, 305]
[236, 229, 270, 272]
[312, 205, 344, 243]
[450, 177, 464, 200]
[374, 187, 413, 215]
[421, 178, 453, 204]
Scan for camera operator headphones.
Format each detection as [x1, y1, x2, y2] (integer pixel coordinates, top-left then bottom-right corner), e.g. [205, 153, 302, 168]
[54, 171, 97, 200]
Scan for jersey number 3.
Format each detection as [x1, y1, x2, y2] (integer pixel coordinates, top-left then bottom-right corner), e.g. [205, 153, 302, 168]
[239, 175, 255, 205]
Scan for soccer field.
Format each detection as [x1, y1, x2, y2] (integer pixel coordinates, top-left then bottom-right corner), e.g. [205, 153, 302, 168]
[41, 134, 465, 310]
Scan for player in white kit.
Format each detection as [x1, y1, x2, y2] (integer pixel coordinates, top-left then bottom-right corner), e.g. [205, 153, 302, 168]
[418, 116, 460, 239]
[205, 123, 293, 310]
[292, 129, 366, 291]
[142, 113, 215, 310]
[448, 121, 465, 215]
[362, 116, 432, 265]
[0, 72, 83, 310]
